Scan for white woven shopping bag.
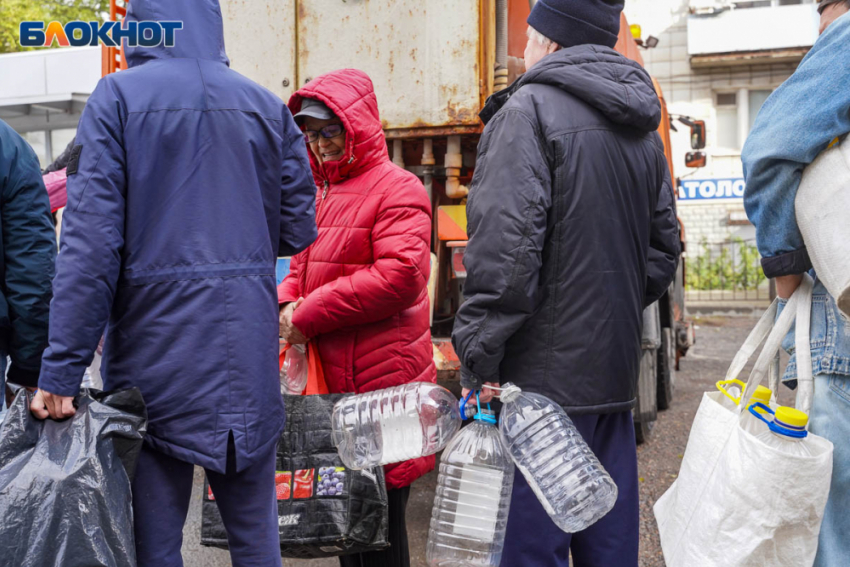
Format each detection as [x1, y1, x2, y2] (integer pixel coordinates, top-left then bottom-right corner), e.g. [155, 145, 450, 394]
[796, 138, 850, 317]
[655, 275, 833, 567]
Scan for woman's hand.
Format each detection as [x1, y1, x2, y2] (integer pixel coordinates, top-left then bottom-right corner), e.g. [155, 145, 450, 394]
[280, 297, 308, 345]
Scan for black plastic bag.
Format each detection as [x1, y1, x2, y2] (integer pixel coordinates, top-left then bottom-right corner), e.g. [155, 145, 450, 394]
[0, 388, 147, 567]
[201, 394, 389, 558]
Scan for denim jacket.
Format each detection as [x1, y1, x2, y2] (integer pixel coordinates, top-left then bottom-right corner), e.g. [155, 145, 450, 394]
[778, 278, 850, 384]
[742, 12, 850, 279]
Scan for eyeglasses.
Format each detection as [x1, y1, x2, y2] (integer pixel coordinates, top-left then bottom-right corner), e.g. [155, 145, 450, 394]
[304, 124, 345, 143]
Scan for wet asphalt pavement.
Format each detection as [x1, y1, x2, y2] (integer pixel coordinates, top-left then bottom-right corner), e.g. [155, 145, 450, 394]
[182, 316, 774, 567]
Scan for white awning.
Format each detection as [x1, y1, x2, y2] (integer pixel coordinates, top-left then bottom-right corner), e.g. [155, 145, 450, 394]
[0, 93, 90, 133]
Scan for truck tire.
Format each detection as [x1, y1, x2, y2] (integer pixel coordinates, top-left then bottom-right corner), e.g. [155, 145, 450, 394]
[657, 328, 674, 411]
[634, 347, 657, 445]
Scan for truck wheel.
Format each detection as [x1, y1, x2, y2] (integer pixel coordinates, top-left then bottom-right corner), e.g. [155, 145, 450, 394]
[657, 328, 674, 411]
[634, 347, 658, 445]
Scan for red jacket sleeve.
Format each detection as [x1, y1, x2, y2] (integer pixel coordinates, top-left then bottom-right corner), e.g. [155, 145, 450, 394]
[277, 254, 302, 304]
[292, 177, 431, 338]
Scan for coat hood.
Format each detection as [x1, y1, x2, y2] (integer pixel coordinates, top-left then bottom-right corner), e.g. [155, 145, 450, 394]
[483, 45, 661, 132]
[124, 0, 229, 68]
[288, 69, 389, 185]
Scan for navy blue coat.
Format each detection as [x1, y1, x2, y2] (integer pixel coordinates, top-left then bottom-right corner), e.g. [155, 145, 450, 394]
[0, 120, 56, 388]
[453, 46, 680, 414]
[38, 0, 317, 473]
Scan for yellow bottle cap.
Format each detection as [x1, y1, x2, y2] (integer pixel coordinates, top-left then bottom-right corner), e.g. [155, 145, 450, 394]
[775, 406, 808, 428]
[749, 385, 772, 405]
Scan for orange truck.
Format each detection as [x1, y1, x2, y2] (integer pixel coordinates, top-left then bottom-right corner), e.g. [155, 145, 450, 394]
[103, 0, 704, 443]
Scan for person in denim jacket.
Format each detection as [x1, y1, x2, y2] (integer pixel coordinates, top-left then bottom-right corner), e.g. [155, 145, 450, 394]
[742, 2, 850, 565]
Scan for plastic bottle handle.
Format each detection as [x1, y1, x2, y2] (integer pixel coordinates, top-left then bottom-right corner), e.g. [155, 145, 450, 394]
[748, 402, 774, 426]
[716, 378, 746, 405]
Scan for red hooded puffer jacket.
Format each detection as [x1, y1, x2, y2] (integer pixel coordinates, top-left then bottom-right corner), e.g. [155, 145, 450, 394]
[278, 69, 436, 489]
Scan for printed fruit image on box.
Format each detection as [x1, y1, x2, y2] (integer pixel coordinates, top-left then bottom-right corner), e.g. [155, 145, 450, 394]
[293, 469, 314, 499]
[317, 466, 346, 497]
[275, 471, 292, 500]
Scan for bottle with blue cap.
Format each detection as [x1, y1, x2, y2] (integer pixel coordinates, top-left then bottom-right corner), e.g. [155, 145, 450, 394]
[749, 403, 815, 457]
[426, 392, 514, 567]
[498, 382, 618, 533]
[718, 379, 775, 433]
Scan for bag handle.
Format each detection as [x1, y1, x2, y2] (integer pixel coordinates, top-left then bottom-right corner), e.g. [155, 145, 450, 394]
[304, 342, 329, 396]
[793, 275, 814, 417]
[723, 300, 780, 386]
[736, 274, 814, 416]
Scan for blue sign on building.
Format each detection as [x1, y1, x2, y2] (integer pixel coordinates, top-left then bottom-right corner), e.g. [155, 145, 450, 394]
[678, 178, 746, 201]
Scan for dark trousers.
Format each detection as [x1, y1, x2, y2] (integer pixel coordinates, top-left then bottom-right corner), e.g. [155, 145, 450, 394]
[501, 411, 639, 567]
[132, 438, 280, 567]
[339, 486, 411, 567]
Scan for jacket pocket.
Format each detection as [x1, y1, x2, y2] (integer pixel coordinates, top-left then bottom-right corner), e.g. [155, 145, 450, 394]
[828, 375, 850, 406]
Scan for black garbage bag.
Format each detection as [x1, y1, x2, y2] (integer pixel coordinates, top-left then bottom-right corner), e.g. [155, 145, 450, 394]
[201, 394, 389, 558]
[0, 388, 147, 567]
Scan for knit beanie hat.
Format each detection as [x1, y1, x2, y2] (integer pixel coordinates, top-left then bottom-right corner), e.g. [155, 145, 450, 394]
[527, 0, 625, 49]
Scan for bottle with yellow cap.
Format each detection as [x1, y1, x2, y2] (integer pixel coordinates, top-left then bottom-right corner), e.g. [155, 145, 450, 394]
[740, 385, 774, 434]
[749, 404, 815, 457]
[716, 380, 774, 433]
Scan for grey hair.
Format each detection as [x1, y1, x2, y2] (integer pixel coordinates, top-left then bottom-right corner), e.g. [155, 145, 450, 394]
[527, 25, 559, 49]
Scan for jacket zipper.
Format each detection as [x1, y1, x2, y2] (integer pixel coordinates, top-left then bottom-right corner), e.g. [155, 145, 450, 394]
[317, 180, 331, 225]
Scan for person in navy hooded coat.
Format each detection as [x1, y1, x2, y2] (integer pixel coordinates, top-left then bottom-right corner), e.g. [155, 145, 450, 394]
[30, 1, 317, 565]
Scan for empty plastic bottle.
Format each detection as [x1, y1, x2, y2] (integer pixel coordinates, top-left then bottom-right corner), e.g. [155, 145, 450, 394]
[750, 404, 815, 457]
[427, 408, 514, 567]
[332, 382, 462, 470]
[280, 344, 308, 395]
[498, 383, 618, 533]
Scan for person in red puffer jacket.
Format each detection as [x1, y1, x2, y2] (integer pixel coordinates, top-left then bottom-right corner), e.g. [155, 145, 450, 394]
[277, 69, 436, 567]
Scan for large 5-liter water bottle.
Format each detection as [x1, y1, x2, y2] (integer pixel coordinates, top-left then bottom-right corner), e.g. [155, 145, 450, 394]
[427, 409, 514, 567]
[332, 382, 462, 470]
[498, 383, 618, 533]
[750, 404, 816, 457]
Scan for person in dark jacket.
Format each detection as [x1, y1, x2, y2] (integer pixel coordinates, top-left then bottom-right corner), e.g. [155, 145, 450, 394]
[452, 1, 680, 565]
[28, 1, 317, 565]
[0, 120, 56, 416]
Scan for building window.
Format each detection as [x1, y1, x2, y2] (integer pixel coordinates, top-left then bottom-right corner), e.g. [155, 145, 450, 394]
[714, 89, 775, 151]
[748, 90, 772, 133]
[716, 92, 739, 150]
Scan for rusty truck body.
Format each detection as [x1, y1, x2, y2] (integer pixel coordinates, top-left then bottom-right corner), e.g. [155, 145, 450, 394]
[103, 0, 700, 442]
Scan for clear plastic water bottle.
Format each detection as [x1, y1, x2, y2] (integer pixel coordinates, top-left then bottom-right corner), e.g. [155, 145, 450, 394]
[716, 379, 745, 410]
[280, 344, 308, 395]
[498, 383, 618, 533]
[740, 385, 773, 434]
[750, 404, 815, 457]
[426, 408, 514, 567]
[332, 382, 461, 470]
